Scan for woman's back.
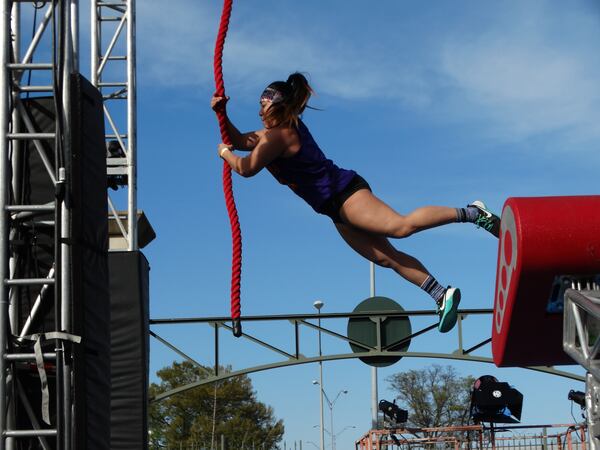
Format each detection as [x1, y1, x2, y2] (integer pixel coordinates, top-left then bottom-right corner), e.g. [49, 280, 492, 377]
[266, 120, 355, 212]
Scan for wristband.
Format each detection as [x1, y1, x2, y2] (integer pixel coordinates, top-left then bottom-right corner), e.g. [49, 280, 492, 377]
[220, 147, 231, 158]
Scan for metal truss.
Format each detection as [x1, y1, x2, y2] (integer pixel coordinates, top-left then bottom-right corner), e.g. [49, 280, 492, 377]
[564, 289, 600, 379]
[91, 0, 137, 250]
[564, 289, 600, 450]
[356, 423, 587, 450]
[0, 1, 78, 448]
[150, 308, 584, 402]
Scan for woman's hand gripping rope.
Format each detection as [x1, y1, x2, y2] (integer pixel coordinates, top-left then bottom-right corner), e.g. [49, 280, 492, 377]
[218, 143, 233, 159]
[211, 94, 229, 112]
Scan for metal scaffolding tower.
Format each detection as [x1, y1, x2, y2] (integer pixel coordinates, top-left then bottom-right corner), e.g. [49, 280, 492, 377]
[0, 0, 137, 448]
[91, 0, 137, 251]
[0, 1, 76, 448]
[564, 287, 600, 450]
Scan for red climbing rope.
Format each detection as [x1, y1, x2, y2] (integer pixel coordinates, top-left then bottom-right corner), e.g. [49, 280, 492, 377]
[213, 0, 243, 337]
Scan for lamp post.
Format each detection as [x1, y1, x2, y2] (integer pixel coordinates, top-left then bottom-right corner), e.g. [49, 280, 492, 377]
[312, 381, 348, 450]
[313, 424, 355, 450]
[313, 300, 325, 450]
[370, 262, 378, 430]
[335, 425, 356, 446]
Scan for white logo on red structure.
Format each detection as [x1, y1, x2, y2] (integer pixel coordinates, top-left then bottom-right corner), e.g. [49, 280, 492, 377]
[495, 205, 518, 335]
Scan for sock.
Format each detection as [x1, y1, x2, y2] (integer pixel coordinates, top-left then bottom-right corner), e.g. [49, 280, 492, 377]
[420, 275, 446, 304]
[456, 206, 480, 223]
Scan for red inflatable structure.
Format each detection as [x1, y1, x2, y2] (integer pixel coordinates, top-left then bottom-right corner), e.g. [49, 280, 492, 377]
[492, 196, 600, 367]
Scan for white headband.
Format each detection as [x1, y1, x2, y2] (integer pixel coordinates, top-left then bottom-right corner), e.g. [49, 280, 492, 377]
[260, 87, 284, 104]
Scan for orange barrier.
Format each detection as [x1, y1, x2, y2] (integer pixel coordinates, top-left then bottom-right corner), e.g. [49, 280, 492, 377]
[355, 423, 586, 450]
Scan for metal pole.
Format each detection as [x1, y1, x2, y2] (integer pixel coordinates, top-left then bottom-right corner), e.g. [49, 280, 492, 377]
[0, 2, 11, 448]
[90, 0, 98, 85]
[6, 6, 18, 449]
[313, 300, 325, 450]
[318, 309, 325, 450]
[126, 0, 137, 250]
[586, 373, 600, 450]
[70, 0, 78, 71]
[330, 402, 334, 450]
[60, 1, 74, 447]
[370, 262, 378, 430]
[8, 0, 18, 334]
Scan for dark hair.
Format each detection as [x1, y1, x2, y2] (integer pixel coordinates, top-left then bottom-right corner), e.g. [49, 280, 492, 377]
[263, 72, 314, 128]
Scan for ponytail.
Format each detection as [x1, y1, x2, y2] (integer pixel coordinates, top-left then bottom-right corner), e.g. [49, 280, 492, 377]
[286, 72, 313, 116]
[262, 72, 314, 128]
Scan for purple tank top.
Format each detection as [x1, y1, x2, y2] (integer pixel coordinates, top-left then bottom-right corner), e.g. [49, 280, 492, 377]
[267, 120, 356, 213]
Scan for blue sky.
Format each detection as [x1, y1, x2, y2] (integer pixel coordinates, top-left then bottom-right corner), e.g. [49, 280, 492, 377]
[124, 1, 600, 448]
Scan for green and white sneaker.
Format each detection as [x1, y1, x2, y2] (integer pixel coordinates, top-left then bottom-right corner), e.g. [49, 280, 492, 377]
[437, 287, 461, 333]
[469, 200, 501, 238]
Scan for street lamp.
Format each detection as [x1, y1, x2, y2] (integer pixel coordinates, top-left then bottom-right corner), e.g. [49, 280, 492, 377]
[335, 425, 356, 440]
[313, 300, 325, 450]
[335, 426, 356, 450]
[312, 381, 348, 450]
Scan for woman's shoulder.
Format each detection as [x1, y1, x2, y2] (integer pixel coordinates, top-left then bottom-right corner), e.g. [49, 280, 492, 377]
[263, 125, 297, 141]
[261, 125, 300, 155]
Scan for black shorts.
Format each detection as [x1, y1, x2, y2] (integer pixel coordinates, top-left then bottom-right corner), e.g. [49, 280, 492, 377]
[319, 174, 371, 224]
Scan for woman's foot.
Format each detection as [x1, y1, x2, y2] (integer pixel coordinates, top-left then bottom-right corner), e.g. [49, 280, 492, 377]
[437, 287, 461, 333]
[468, 200, 501, 238]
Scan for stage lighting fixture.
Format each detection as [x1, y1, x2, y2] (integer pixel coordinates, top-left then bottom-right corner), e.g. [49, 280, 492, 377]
[107, 140, 126, 158]
[107, 140, 127, 190]
[470, 375, 523, 424]
[568, 390, 585, 408]
[379, 399, 408, 424]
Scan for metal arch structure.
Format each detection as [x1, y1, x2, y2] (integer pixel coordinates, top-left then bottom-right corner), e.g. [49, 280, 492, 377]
[91, 0, 138, 250]
[150, 308, 584, 403]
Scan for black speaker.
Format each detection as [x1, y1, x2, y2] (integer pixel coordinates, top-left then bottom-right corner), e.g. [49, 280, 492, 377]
[109, 251, 150, 450]
[470, 376, 523, 424]
[15, 73, 110, 449]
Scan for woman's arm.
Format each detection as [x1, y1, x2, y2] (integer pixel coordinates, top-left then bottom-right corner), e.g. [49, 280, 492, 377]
[211, 95, 263, 151]
[225, 118, 264, 151]
[218, 130, 286, 177]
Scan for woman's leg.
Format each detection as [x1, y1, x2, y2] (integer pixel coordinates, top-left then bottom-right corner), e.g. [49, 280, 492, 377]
[335, 223, 460, 333]
[334, 222, 432, 288]
[339, 189, 457, 238]
[335, 221, 462, 331]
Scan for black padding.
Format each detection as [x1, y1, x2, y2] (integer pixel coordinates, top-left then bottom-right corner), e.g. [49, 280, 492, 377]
[70, 73, 110, 450]
[16, 73, 110, 449]
[109, 251, 150, 450]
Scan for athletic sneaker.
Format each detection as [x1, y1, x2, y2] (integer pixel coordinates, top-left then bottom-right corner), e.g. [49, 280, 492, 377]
[437, 287, 461, 333]
[469, 200, 501, 238]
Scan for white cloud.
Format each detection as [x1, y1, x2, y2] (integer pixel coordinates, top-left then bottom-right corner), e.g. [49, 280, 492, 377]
[440, 31, 600, 145]
[135, 1, 433, 107]
[136, 1, 600, 148]
[435, 3, 600, 148]
[137, 1, 217, 87]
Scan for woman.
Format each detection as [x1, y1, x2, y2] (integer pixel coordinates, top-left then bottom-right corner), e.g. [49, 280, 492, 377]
[211, 72, 499, 333]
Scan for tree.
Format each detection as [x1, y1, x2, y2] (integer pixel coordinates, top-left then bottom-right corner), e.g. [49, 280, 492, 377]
[149, 361, 284, 449]
[386, 365, 475, 429]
